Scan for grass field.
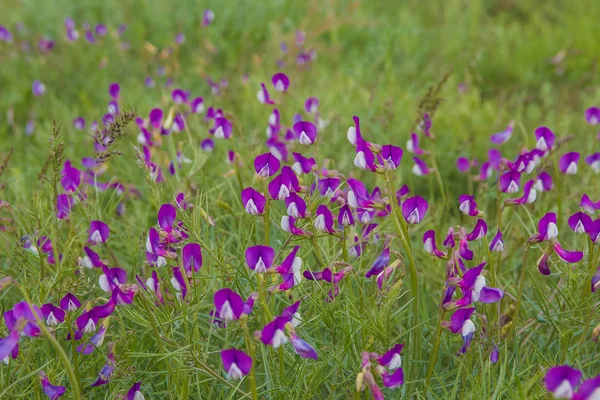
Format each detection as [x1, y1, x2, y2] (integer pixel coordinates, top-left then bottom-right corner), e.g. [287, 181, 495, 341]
[1, 0, 599, 398]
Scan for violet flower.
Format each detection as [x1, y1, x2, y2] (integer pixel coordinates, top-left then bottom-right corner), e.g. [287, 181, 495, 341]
[182, 243, 202, 274]
[314, 205, 336, 234]
[214, 288, 244, 321]
[290, 332, 318, 360]
[260, 316, 289, 348]
[580, 194, 600, 215]
[40, 371, 66, 399]
[293, 121, 317, 145]
[245, 245, 275, 273]
[379, 145, 403, 170]
[91, 348, 116, 386]
[412, 156, 430, 176]
[241, 187, 266, 215]
[402, 196, 428, 224]
[291, 152, 316, 175]
[254, 152, 280, 177]
[41, 303, 65, 326]
[272, 72, 290, 92]
[423, 230, 446, 258]
[559, 152, 580, 175]
[535, 126, 556, 151]
[221, 348, 252, 380]
[505, 180, 537, 205]
[490, 230, 504, 252]
[365, 242, 390, 278]
[568, 212, 593, 234]
[123, 382, 144, 400]
[544, 365, 581, 399]
[32, 80, 46, 97]
[499, 170, 521, 193]
[490, 121, 514, 144]
[285, 193, 308, 218]
[88, 220, 109, 245]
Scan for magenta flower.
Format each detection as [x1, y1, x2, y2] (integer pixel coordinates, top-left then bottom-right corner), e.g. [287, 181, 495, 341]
[291, 152, 316, 175]
[553, 242, 583, 263]
[241, 187, 266, 215]
[0, 329, 19, 362]
[379, 344, 403, 370]
[182, 243, 202, 273]
[456, 157, 471, 173]
[490, 121, 514, 144]
[214, 117, 233, 139]
[559, 152, 580, 174]
[260, 316, 289, 348]
[123, 382, 144, 400]
[444, 307, 476, 354]
[293, 121, 317, 145]
[455, 263, 503, 306]
[423, 230, 446, 258]
[221, 348, 252, 380]
[544, 365, 582, 399]
[245, 245, 275, 273]
[466, 219, 488, 241]
[170, 267, 187, 300]
[568, 212, 593, 234]
[88, 220, 110, 245]
[365, 244, 390, 278]
[585, 153, 600, 173]
[109, 82, 120, 99]
[272, 246, 303, 291]
[61, 160, 81, 193]
[314, 205, 336, 234]
[412, 156, 430, 176]
[346, 179, 374, 208]
[214, 288, 244, 321]
[77, 324, 107, 355]
[171, 88, 189, 104]
[406, 132, 424, 155]
[91, 350, 116, 386]
[40, 371, 66, 399]
[535, 171, 553, 192]
[56, 194, 73, 220]
[59, 293, 81, 311]
[354, 141, 377, 171]
[281, 216, 312, 237]
[338, 204, 355, 226]
[285, 193, 308, 218]
[41, 303, 65, 326]
[459, 195, 480, 217]
[305, 97, 319, 114]
[382, 368, 405, 389]
[535, 126, 556, 151]
[73, 117, 86, 130]
[272, 72, 290, 92]
[490, 230, 504, 252]
[402, 196, 428, 224]
[254, 152, 280, 178]
[158, 203, 177, 232]
[499, 170, 521, 193]
[536, 212, 559, 241]
[585, 107, 600, 125]
[149, 108, 163, 129]
[379, 145, 403, 169]
[257, 83, 275, 104]
[505, 180, 537, 205]
[580, 194, 599, 215]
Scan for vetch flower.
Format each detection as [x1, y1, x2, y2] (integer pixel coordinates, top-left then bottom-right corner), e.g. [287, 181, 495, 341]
[466, 219, 488, 241]
[536, 212, 559, 242]
[455, 262, 503, 306]
[412, 156, 430, 176]
[285, 193, 308, 218]
[544, 365, 581, 399]
[585, 153, 600, 173]
[559, 152, 580, 175]
[379, 344, 403, 370]
[423, 230, 446, 258]
[88, 220, 109, 245]
[77, 323, 107, 355]
[56, 194, 73, 220]
[281, 216, 312, 237]
[203, 9, 215, 25]
[40, 371, 66, 399]
[241, 187, 266, 215]
[260, 316, 289, 348]
[505, 180, 537, 205]
[456, 157, 471, 173]
[490, 344, 499, 364]
[445, 307, 476, 354]
[182, 243, 202, 273]
[157, 203, 177, 232]
[59, 293, 81, 311]
[568, 212, 593, 234]
[41, 303, 65, 326]
[221, 348, 252, 380]
[290, 332, 318, 360]
[459, 195, 480, 217]
[305, 97, 319, 114]
[499, 170, 521, 193]
[580, 194, 600, 215]
[490, 230, 504, 252]
[314, 205, 336, 234]
[490, 121, 514, 144]
[32, 80, 46, 97]
[214, 117, 233, 139]
[293, 121, 317, 145]
[123, 382, 144, 400]
[406, 132, 424, 155]
[354, 141, 377, 171]
[254, 152, 280, 177]
[257, 83, 275, 104]
[291, 152, 316, 175]
[214, 288, 244, 321]
[379, 145, 403, 170]
[365, 242, 390, 278]
[272, 72, 290, 92]
[245, 245, 275, 273]
[338, 204, 355, 226]
[91, 348, 116, 386]
[273, 246, 302, 290]
[585, 107, 600, 125]
[61, 160, 81, 193]
[535, 126, 556, 151]
[0, 330, 20, 363]
[170, 267, 187, 300]
[402, 196, 428, 224]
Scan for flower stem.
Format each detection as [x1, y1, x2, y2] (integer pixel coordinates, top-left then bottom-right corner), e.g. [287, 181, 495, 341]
[384, 171, 421, 367]
[263, 180, 270, 246]
[513, 244, 530, 337]
[242, 321, 259, 400]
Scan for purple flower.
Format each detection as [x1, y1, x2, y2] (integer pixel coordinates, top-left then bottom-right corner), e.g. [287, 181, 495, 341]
[32, 80, 46, 97]
[537, 212, 559, 241]
[285, 193, 308, 218]
[73, 117, 86, 130]
[585, 107, 600, 125]
[535, 171, 553, 192]
[95, 24, 107, 37]
[61, 160, 81, 193]
[456, 262, 504, 306]
[554, 242, 583, 264]
[41, 303, 65, 326]
[402, 196, 428, 224]
[158, 203, 177, 232]
[338, 204, 354, 226]
[214, 117, 232, 139]
[305, 97, 319, 114]
[466, 219, 488, 241]
[544, 365, 581, 399]
[203, 9, 215, 25]
[182, 243, 202, 273]
[245, 245, 275, 273]
[585, 153, 600, 173]
[221, 348, 252, 380]
[0, 25, 13, 42]
[354, 141, 377, 171]
[109, 82, 120, 99]
[412, 156, 430, 176]
[575, 376, 600, 400]
[260, 316, 289, 348]
[170, 267, 187, 300]
[293, 121, 317, 145]
[499, 170, 521, 193]
[201, 138, 214, 152]
[254, 153, 280, 177]
[257, 83, 275, 104]
[490, 230, 504, 252]
[568, 212, 593, 234]
[580, 194, 599, 215]
[423, 230, 446, 258]
[171, 88, 189, 104]
[123, 382, 144, 400]
[56, 194, 73, 220]
[406, 132, 424, 155]
[292, 152, 316, 175]
[241, 187, 266, 215]
[490, 344, 499, 364]
[272, 72, 290, 92]
[77, 324, 106, 354]
[40, 371, 66, 399]
[379, 344, 403, 369]
[91, 350, 116, 386]
[290, 332, 318, 359]
[88, 220, 109, 244]
[318, 177, 341, 197]
[379, 145, 403, 170]
[458, 195, 479, 216]
[59, 293, 81, 311]
[281, 215, 310, 236]
[190, 97, 204, 114]
[559, 152, 580, 175]
[314, 205, 336, 234]
[382, 368, 404, 389]
[365, 244, 390, 278]
[0, 330, 20, 362]
[505, 180, 537, 205]
[456, 157, 471, 173]
[490, 121, 514, 144]
[80, 246, 106, 269]
[535, 126, 556, 151]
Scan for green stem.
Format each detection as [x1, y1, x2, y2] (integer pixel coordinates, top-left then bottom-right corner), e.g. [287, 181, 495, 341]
[384, 171, 421, 366]
[263, 180, 270, 246]
[18, 287, 82, 400]
[242, 321, 259, 400]
[513, 245, 531, 341]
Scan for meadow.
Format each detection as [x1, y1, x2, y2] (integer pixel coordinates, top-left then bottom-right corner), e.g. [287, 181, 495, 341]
[1, 0, 600, 398]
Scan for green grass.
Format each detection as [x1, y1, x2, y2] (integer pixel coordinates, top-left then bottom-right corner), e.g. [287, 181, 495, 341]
[1, 0, 600, 398]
